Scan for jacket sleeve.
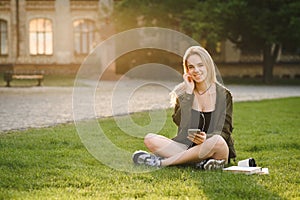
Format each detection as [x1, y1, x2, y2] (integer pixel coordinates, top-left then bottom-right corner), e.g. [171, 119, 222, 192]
[222, 91, 236, 159]
[171, 93, 194, 145]
[206, 89, 236, 159]
[171, 98, 181, 127]
[220, 91, 233, 141]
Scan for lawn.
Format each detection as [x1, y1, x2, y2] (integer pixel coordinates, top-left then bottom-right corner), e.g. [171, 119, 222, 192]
[0, 98, 299, 199]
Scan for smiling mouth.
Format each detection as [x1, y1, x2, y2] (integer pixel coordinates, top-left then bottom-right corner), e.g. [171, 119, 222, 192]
[194, 73, 202, 78]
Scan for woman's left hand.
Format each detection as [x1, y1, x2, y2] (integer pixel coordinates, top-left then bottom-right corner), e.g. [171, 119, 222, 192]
[187, 131, 206, 145]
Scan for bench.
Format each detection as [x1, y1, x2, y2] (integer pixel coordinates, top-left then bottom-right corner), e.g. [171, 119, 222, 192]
[4, 71, 44, 87]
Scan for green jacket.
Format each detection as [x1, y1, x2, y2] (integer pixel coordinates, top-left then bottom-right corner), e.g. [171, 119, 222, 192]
[172, 83, 237, 160]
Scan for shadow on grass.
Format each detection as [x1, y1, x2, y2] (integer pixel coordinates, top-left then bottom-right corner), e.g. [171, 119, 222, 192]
[147, 167, 283, 199]
[196, 171, 280, 199]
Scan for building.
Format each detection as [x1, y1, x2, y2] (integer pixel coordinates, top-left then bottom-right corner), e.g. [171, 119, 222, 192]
[0, 0, 114, 74]
[0, 0, 299, 79]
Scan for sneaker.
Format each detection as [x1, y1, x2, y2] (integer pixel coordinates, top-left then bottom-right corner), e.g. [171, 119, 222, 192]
[195, 159, 209, 169]
[195, 159, 225, 170]
[203, 159, 225, 170]
[132, 150, 161, 167]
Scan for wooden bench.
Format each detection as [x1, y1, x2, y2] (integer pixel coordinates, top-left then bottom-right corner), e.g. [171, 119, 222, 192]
[4, 71, 44, 87]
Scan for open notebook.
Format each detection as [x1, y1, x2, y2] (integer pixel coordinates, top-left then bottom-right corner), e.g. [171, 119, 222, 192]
[223, 160, 269, 175]
[223, 166, 263, 175]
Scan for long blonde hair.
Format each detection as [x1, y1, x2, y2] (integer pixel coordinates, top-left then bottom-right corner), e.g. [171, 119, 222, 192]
[170, 46, 218, 106]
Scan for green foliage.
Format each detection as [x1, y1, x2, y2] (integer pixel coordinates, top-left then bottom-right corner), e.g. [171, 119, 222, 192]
[0, 98, 299, 199]
[114, 0, 300, 53]
[182, 0, 300, 52]
[113, 0, 300, 82]
[113, 0, 197, 32]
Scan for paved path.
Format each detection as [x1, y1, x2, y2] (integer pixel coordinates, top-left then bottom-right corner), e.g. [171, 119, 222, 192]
[0, 80, 299, 132]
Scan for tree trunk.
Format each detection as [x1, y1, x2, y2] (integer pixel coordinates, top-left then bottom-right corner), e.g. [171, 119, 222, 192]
[262, 43, 280, 84]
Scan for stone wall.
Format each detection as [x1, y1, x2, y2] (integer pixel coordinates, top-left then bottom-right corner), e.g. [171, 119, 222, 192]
[217, 63, 300, 79]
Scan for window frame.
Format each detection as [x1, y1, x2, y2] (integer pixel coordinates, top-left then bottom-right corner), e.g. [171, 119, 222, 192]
[0, 19, 8, 56]
[29, 18, 53, 56]
[73, 19, 96, 55]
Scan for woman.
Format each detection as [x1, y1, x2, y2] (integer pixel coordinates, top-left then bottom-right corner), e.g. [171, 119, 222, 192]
[132, 46, 236, 169]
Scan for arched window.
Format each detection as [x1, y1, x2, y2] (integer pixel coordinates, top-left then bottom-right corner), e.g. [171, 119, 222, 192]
[73, 19, 95, 55]
[29, 18, 53, 55]
[0, 19, 8, 55]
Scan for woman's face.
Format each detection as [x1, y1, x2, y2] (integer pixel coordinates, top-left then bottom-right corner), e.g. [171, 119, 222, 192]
[186, 54, 208, 83]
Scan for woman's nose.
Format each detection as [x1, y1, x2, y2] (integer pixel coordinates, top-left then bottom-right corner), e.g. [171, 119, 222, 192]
[194, 66, 201, 73]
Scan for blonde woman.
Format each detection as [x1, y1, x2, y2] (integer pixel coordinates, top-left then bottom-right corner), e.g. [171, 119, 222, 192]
[133, 46, 236, 169]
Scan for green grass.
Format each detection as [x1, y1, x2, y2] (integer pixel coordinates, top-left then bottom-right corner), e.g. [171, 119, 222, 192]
[42, 74, 76, 86]
[0, 98, 299, 199]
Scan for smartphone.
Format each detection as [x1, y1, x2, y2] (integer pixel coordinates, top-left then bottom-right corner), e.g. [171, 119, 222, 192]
[188, 129, 201, 136]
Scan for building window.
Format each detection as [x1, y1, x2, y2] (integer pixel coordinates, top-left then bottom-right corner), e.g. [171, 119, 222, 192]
[0, 20, 8, 55]
[73, 19, 95, 55]
[29, 18, 53, 55]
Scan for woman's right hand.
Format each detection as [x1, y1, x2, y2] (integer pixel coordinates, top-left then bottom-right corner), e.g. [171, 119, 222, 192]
[187, 131, 206, 145]
[183, 73, 194, 94]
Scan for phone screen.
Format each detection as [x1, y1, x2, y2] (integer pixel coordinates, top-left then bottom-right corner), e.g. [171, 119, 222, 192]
[188, 129, 201, 136]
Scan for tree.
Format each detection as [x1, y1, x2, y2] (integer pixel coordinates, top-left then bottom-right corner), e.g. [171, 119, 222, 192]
[113, 0, 300, 83]
[182, 0, 300, 83]
[113, 0, 197, 32]
[112, 0, 198, 74]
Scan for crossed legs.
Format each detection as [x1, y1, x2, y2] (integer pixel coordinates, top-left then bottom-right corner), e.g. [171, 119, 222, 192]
[144, 133, 229, 167]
